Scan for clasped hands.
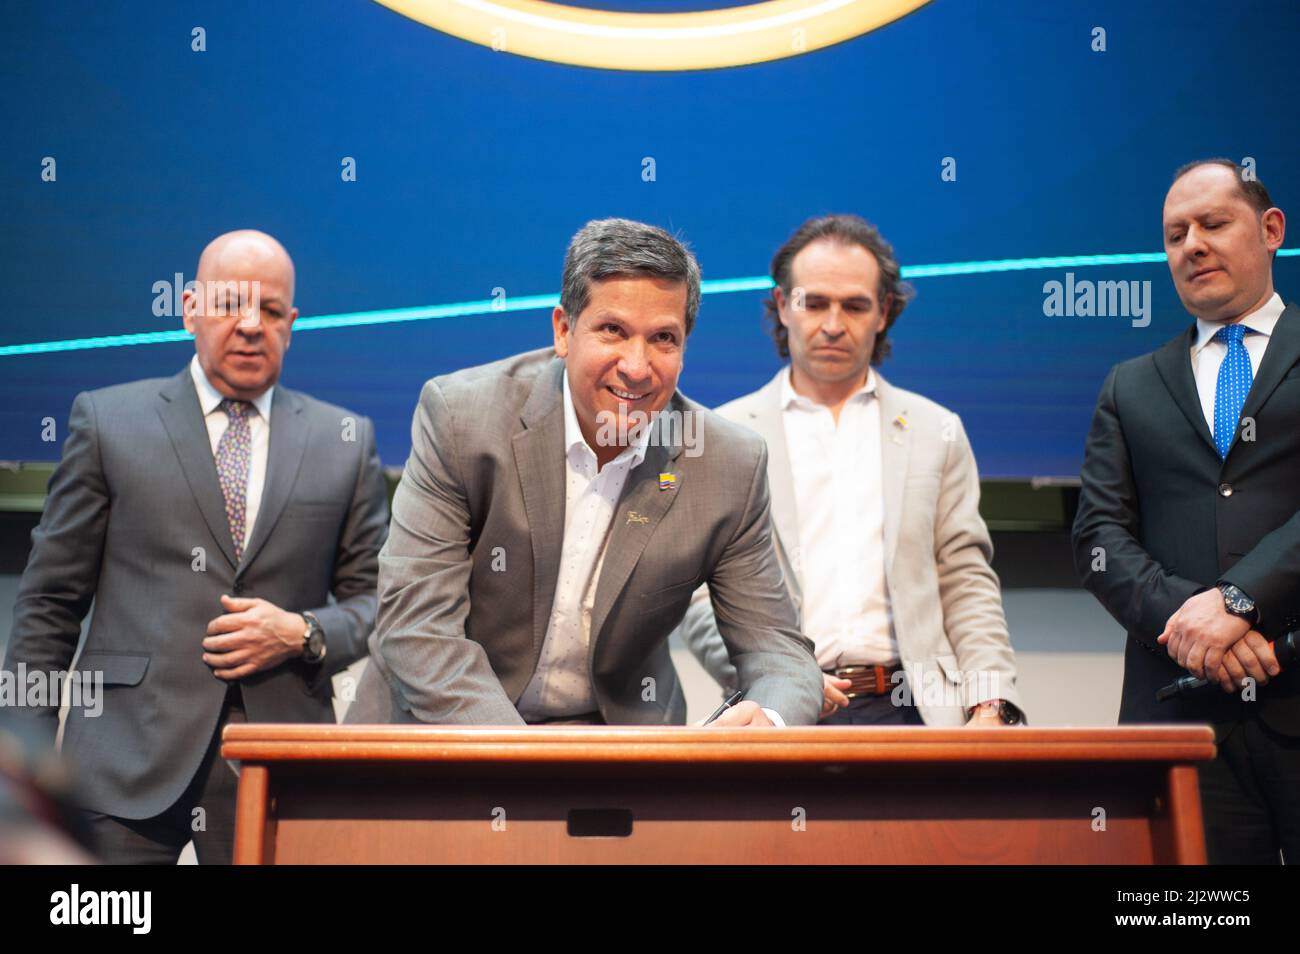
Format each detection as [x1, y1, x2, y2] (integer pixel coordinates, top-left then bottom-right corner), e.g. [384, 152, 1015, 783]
[1159, 588, 1280, 693]
[201, 595, 305, 680]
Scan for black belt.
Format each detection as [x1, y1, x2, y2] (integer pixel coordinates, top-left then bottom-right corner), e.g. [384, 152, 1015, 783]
[526, 711, 604, 725]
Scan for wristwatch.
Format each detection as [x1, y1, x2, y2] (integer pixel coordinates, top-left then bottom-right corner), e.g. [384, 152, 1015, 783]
[1217, 583, 1259, 627]
[300, 611, 327, 664]
[967, 699, 1023, 725]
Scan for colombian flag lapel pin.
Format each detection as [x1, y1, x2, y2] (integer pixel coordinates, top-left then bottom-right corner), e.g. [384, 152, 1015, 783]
[891, 414, 908, 445]
[658, 472, 677, 491]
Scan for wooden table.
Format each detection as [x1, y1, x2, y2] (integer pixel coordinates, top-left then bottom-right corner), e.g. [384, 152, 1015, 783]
[222, 725, 1214, 864]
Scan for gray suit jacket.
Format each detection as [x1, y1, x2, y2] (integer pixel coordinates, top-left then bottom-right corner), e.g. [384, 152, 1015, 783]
[2, 367, 389, 818]
[348, 348, 822, 726]
[676, 368, 1023, 725]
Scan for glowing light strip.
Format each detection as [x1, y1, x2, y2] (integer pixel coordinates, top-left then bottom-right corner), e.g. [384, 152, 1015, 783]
[3, 249, 1295, 358]
[444, 0, 862, 40]
[373, 0, 931, 71]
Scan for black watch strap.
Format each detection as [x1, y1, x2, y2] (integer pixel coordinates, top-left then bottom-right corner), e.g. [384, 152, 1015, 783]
[300, 611, 326, 663]
[1217, 583, 1259, 626]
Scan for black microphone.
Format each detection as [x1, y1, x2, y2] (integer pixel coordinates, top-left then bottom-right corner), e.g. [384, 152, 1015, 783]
[1157, 630, 1298, 702]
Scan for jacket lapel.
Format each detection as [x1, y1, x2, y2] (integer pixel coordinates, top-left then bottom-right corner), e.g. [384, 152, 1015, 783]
[1152, 324, 1218, 457]
[874, 373, 910, 570]
[512, 359, 567, 658]
[742, 370, 799, 570]
[589, 407, 686, 646]
[156, 368, 239, 571]
[238, 386, 308, 571]
[1234, 303, 1300, 454]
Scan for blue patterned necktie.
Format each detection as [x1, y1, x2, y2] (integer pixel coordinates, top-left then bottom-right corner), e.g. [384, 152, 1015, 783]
[1212, 324, 1253, 459]
[216, 399, 253, 561]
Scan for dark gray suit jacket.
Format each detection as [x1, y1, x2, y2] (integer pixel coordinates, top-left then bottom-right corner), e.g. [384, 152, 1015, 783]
[348, 348, 822, 726]
[1073, 303, 1300, 733]
[3, 367, 389, 818]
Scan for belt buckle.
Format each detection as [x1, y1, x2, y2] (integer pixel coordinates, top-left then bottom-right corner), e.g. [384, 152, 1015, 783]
[835, 665, 870, 699]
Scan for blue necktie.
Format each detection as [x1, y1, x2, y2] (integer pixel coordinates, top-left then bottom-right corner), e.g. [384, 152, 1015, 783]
[1212, 324, 1253, 459]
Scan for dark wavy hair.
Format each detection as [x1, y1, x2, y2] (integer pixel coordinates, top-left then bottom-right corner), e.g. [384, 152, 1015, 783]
[765, 214, 914, 365]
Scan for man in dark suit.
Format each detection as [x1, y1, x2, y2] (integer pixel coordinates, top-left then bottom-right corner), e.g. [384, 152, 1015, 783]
[2, 230, 389, 863]
[1073, 160, 1299, 863]
[347, 218, 822, 727]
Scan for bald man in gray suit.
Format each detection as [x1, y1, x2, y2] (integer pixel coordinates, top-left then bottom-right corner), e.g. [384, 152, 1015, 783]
[3, 231, 388, 863]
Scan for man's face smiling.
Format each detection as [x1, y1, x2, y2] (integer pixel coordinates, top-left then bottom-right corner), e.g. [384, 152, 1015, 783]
[1163, 164, 1284, 322]
[553, 274, 687, 466]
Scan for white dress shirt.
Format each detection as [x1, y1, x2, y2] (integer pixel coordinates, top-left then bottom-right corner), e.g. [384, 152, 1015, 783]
[1190, 292, 1283, 437]
[516, 372, 786, 726]
[516, 372, 651, 720]
[781, 366, 897, 669]
[190, 354, 273, 553]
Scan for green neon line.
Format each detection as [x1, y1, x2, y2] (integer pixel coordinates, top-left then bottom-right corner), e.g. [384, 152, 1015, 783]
[3, 248, 1297, 357]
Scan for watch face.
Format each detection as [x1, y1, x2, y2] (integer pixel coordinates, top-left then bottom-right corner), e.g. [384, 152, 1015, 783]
[1221, 585, 1254, 615]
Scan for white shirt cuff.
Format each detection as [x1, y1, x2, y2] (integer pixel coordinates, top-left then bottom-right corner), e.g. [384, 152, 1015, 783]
[760, 707, 785, 727]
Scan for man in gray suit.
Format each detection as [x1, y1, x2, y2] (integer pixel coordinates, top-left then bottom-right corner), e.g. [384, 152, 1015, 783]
[679, 215, 1024, 727]
[349, 218, 822, 727]
[2, 230, 389, 862]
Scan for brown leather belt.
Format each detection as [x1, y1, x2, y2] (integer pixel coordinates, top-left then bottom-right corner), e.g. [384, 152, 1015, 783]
[830, 664, 901, 698]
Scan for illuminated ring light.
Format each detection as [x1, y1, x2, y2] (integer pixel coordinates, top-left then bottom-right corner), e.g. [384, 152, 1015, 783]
[373, 0, 931, 71]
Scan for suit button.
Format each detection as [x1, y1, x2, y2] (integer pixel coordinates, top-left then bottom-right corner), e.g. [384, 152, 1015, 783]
[233, 581, 244, 595]
[1218, 483, 1233, 497]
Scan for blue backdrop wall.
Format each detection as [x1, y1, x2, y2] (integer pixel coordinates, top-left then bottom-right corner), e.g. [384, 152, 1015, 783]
[2, 0, 1297, 477]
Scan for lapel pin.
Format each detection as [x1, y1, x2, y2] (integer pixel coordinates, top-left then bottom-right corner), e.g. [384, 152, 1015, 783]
[658, 472, 677, 491]
[626, 511, 650, 525]
[891, 414, 908, 445]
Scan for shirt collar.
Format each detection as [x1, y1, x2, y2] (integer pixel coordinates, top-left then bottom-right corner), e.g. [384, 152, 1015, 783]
[562, 367, 651, 470]
[779, 364, 877, 411]
[189, 354, 274, 421]
[1192, 292, 1285, 355]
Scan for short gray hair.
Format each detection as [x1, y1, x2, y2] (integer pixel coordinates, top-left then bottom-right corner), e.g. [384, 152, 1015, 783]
[559, 218, 702, 335]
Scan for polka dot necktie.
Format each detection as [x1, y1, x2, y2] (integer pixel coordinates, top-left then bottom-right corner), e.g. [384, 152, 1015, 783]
[1212, 324, 1253, 460]
[216, 399, 253, 561]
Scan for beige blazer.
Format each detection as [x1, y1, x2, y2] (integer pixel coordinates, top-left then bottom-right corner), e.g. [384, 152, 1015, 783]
[677, 367, 1023, 725]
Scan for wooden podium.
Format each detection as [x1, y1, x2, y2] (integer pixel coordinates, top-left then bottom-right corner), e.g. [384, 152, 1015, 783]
[222, 725, 1214, 864]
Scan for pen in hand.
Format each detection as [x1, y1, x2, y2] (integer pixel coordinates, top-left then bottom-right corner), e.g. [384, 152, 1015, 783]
[702, 689, 744, 726]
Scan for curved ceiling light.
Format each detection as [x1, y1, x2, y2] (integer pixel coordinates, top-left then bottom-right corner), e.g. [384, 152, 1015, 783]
[372, 0, 931, 71]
